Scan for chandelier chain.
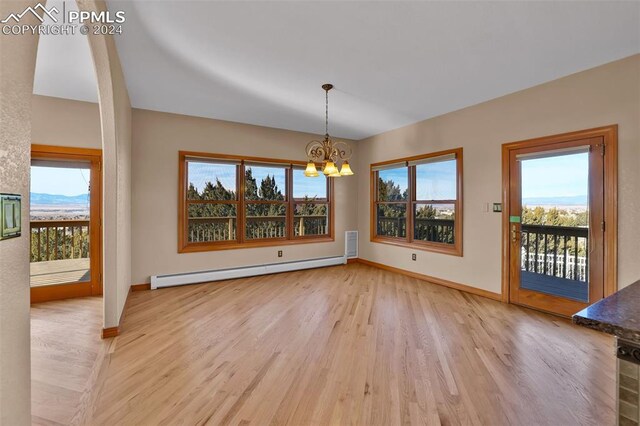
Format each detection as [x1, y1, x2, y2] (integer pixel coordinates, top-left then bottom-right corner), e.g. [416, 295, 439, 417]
[325, 88, 329, 136]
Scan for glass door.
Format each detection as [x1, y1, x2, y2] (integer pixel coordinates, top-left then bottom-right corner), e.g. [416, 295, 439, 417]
[30, 161, 92, 288]
[30, 146, 102, 303]
[508, 137, 604, 316]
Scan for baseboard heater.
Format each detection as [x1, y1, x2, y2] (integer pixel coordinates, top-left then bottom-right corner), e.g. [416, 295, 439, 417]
[151, 256, 346, 290]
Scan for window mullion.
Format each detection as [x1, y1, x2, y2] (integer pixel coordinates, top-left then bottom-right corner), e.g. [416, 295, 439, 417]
[407, 166, 414, 243]
[328, 174, 333, 237]
[374, 171, 379, 238]
[287, 167, 293, 240]
[238, 162, 245, 244]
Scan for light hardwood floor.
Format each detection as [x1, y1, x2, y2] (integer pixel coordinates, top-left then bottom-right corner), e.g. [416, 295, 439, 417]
[30, 258, 91, 287]
[36, 263, 616, 425]
[31, 296, 108, 425]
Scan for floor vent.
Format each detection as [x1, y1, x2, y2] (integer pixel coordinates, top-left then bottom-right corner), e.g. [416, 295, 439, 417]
[151, 256, 346, 289]
[345, 230, 358, 258]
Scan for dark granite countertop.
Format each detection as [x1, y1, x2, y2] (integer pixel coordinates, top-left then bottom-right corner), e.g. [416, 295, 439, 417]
[573, 279, 640, 343]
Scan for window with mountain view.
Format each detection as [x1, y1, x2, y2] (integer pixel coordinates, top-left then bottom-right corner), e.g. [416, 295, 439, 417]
[371, 148, 463, 256]
[179, 153, 333, 252]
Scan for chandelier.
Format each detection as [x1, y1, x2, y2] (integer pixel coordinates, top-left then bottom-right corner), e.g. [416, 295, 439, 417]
[304, 84, 354, 177]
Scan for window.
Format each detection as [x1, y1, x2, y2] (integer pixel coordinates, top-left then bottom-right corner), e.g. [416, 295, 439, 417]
[371, 148, 462, 256]
[293, 169, 329, 237]
[244, 164, 288, 240]
[186, 160, 238, 243]
[179, 152, 333, 252]
[376, 165, 408, 238]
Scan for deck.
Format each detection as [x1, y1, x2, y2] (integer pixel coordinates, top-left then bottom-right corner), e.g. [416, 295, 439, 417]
[520, 271, 588, 302]
[30, 258, 90, 287]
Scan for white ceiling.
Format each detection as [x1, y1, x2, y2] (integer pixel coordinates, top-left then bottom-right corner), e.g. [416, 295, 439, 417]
[35, 1, 640, 140]
[33, 0, 98, 103]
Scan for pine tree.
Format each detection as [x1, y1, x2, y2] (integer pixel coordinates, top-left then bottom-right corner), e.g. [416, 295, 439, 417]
[376, 177, 409, 220]
[187, 183, 201, 200]
[259, 175, 284, 201]
[377, 178, 406, 202]
[245, 169, 258, 200]
[415, 205, 436, 219]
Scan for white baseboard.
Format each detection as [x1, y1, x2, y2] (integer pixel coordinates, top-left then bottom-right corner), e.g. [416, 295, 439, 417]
[151, 256, 346, 289]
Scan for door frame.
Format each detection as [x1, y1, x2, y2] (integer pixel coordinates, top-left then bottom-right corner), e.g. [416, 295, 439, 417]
[30, 144, 103, 303]
[501, 125, 618, 313]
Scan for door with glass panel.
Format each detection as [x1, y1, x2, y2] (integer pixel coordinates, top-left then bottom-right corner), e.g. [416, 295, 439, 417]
[30, 146, 102, 303]
[507, 137, 605, 316]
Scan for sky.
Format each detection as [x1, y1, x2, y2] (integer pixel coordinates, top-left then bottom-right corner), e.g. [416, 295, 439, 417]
[379, 154, 588, 203]
[188, 162, 237, 193]
[187, 163, 328, 199]
[416, 160, 456, 200]
[521, 152, 588, 200]
[379, 159, 457, 200]
[292, 169, 327, 199]
[31, 153, 589, 203]
[30, 166, 91, 196]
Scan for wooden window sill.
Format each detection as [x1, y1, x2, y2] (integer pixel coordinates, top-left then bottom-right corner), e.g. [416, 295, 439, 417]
[179, 236, 335, 253]
[371, 236, 462, 257]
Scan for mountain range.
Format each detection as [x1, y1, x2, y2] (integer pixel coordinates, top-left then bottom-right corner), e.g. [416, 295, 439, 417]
[30, 192, 89, 205]
[522, 195, 587, 206]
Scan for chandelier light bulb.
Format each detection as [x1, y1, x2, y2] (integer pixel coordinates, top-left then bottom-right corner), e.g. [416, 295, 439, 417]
[304, 161, 319, 177]
[339, 161, 354, 176]
[323, 161, 337, 176]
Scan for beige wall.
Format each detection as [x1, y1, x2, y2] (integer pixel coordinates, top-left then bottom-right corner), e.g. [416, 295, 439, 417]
[31, 95, 101, 149]
[355, 54, 640, 295]
[0, 2, 38, 423]
[79, 0, 133, 328]
[114, 67, 132, 324]
[131, 109, 358, 284]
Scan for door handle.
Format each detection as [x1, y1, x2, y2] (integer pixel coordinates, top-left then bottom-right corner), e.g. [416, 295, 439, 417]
[511, 224, 519, 243]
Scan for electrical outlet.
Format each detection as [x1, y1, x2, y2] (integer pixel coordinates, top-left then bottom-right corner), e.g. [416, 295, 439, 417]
[278, 250, 283, 258]
[411, 253, 416, 261]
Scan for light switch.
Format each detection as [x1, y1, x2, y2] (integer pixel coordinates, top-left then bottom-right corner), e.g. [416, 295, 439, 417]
[0, 194, 21, 240]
